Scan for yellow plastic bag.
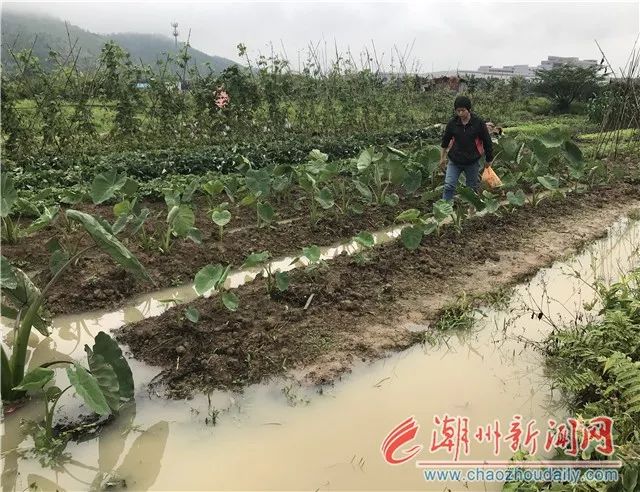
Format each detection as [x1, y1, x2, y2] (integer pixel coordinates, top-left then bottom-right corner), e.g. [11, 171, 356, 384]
[481, 166, 502, 188]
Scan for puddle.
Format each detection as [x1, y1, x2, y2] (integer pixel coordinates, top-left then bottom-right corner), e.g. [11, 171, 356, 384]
[1, 217, 639, 491]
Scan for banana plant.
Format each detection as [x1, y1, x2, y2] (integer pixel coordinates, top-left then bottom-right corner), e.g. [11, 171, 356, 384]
[193, 263, 239, 311]
[242, 251, 290, 298]
[1, 210, 151, 403]
[11, 332, 134, 461]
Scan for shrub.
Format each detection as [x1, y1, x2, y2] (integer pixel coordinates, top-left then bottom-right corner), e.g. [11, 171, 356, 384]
[525, 97, 553, 115]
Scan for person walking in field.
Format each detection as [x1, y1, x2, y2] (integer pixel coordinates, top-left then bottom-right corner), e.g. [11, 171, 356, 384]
[439, 95, 494, 201]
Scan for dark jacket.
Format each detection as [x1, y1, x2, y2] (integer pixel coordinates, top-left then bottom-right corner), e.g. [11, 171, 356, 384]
[441, 113, 494, 165]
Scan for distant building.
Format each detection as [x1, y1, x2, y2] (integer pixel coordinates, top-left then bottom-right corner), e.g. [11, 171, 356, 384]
[423, 56, 602, 82]
[477, 64, 535, 78]
[538, 56, 600, 70]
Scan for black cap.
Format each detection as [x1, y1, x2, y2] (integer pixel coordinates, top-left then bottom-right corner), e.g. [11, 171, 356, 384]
[454, 95, 472, 111]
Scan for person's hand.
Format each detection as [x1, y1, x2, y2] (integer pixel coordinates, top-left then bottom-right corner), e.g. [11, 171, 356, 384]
[440, 158, 447, 171]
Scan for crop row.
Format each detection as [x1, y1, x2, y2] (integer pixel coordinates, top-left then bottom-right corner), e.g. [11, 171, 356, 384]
[0, 128, 628, 463]
[6, 126, 442, 203]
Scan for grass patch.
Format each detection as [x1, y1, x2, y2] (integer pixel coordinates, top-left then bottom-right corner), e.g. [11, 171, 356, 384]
[578, 128, 639, 143]
[502, 115, 593, 137]
[432, 294, 478, 332]
[505, 268, 640, 491]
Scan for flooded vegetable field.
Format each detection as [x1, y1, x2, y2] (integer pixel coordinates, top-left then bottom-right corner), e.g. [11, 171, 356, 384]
[2, 215, 638, 491]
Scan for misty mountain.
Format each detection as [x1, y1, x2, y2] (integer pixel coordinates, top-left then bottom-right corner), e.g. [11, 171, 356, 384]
[1, 10, 238, 73]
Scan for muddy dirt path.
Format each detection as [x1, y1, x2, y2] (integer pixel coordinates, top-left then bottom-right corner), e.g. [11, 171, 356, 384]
[115, 184, 640, 398]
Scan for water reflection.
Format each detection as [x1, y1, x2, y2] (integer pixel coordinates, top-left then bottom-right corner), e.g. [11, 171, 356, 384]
[2, 401, 169, 491]
[1, 217, 638, 491]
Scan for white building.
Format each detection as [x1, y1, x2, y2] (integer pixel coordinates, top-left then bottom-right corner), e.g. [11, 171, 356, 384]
[424, 56, 601, 81]
[537, 56, 600, 70]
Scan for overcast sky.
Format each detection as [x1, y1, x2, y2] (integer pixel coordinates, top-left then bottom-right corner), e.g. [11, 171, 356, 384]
[3, 1, 639, 73]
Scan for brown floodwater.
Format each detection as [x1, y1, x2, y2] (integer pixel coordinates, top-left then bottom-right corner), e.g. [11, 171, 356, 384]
[1, 216, 638, 491]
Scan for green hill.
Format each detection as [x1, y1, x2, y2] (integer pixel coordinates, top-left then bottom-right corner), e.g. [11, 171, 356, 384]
[1, 10, 239, 73]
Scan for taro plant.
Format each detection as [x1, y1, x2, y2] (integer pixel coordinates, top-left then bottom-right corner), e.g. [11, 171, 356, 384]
[210, 204, 232, 241]
[202, 178, 226, 208]
[295, 244, 329, 280]
[450, 201, 470, 233]
[530, 174, 564, 205]
[353, 231, 376, 249]
[104, 175, 152, 242]
[476, 191, 501, 217]
[352, 147, 406, 207]
[111, 198, 151, 242]
[495, 128, 591, 205]
[1, 209, 151, 404]
[560, 139, 601, 191]
[351, 231, 377, 264]
[193, 263, 239, 311]
[270, 165, 293, 207]
[394, 209, 437, 251]
[455, 186, 486, 231]
[457, 186, 485, 209]
[410, 145, 441, 191]
[202, 176, 237, 207]
[1, 174, 61, 243]
[13, 331, 134, 464]
[505, 189, 527, 212]
[184, 306, 200, 323]
[301, 244, 322, 264]
[294, 150, 339, 224]
[158, 179, 202, 253]
[240, 168, 275, 227]
[90, 170, 137, 206]
[202, 178, 234, 240]
[242, 251, 290, 298]
[432, 199, 456, 235]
